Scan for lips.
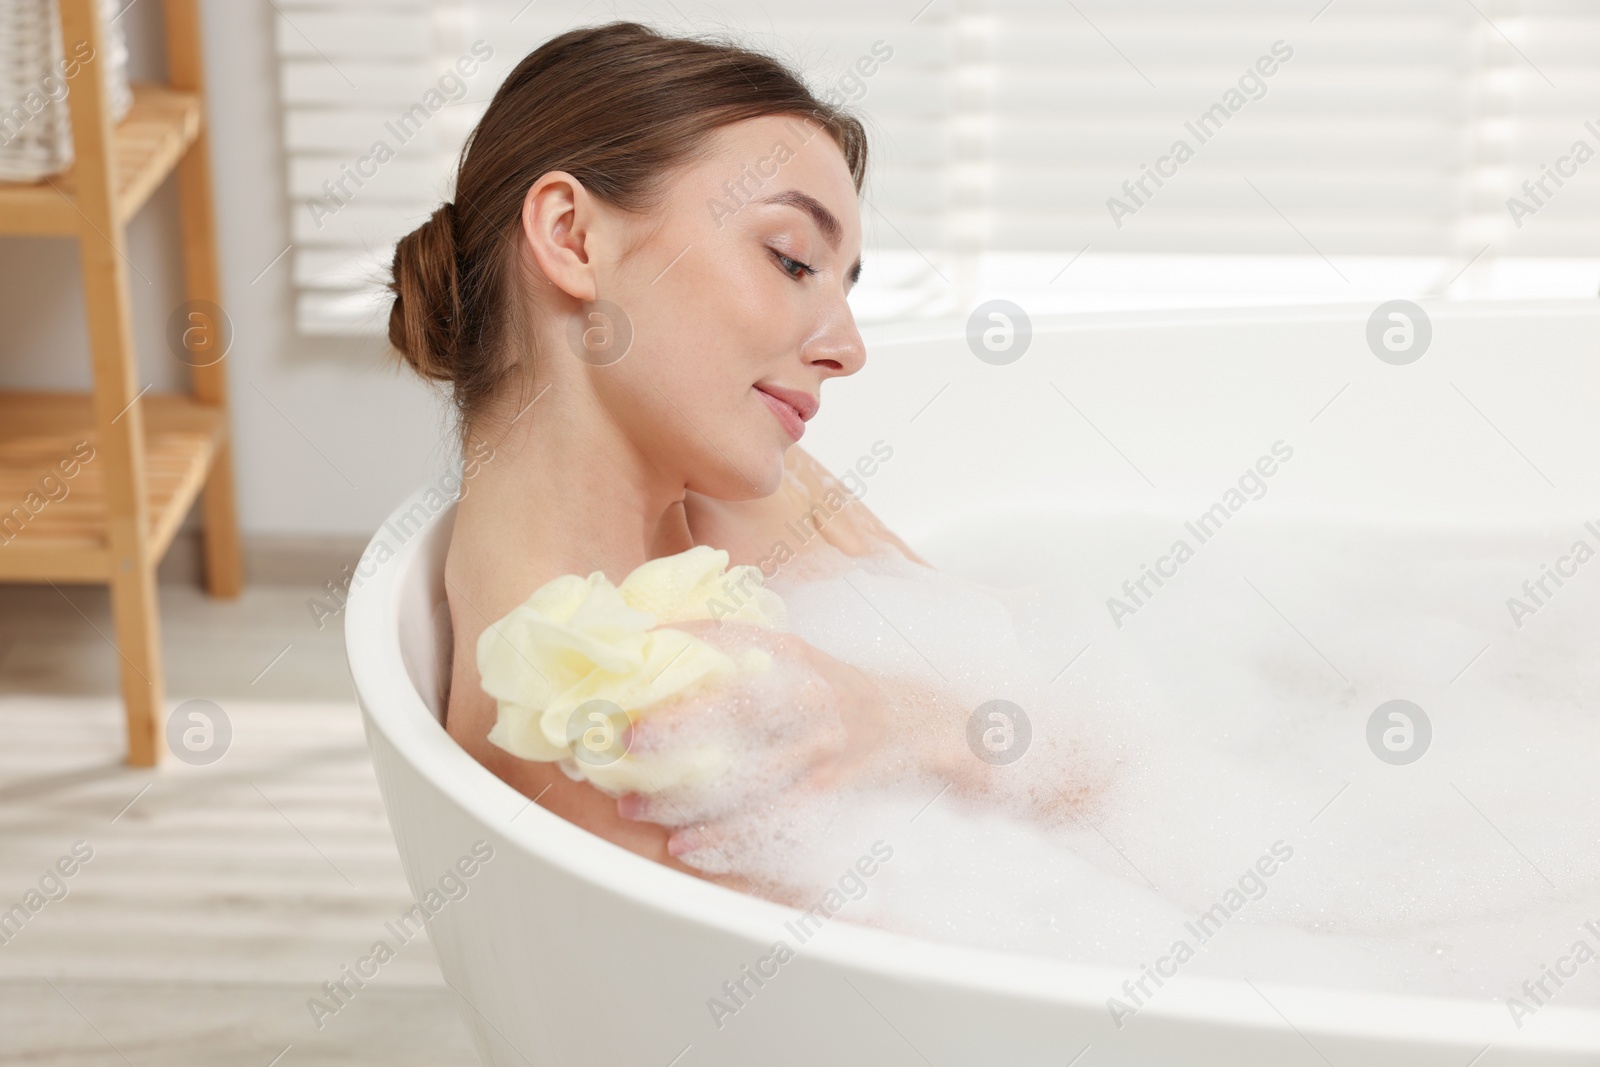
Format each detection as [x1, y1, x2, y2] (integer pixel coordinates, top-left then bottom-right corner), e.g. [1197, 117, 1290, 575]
[755, 383, 819, 422]
[754, 384, 816, 442]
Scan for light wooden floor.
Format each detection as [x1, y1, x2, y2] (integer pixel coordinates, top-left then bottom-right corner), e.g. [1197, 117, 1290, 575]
[0, 582, 479, 1065]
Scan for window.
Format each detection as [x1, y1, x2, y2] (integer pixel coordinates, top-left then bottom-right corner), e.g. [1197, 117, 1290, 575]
[272, 0, 1600, 336]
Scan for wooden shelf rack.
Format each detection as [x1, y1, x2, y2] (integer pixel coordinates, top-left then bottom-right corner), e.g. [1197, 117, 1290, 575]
[0, 0, 241, 766]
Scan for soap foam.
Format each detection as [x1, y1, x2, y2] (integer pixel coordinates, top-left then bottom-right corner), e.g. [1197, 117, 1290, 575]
[636, 512, 1600, 1008]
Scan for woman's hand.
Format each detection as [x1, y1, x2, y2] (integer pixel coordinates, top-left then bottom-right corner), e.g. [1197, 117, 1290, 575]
[609, 618, 901, 865]
[609, 619, 878, 802]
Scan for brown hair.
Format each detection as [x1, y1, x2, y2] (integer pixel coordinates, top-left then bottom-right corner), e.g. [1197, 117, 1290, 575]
[386, 20, 869, 433]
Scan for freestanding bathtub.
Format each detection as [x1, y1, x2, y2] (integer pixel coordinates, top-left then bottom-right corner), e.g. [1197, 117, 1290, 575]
[346, 302, 1600, 1065]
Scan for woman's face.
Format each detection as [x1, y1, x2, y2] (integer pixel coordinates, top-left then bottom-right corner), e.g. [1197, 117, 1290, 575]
[533, 114, 867, 500]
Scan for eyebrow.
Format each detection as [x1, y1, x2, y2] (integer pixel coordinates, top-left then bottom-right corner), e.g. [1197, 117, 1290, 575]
[757, 189, 863, 287]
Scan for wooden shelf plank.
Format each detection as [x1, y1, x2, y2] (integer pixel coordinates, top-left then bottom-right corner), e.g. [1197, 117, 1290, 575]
[0, 85, 202, 236]
[0, 392, 223, 581]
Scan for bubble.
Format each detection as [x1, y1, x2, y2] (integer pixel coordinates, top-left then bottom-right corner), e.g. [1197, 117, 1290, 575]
[604, 518, 1600, 1007]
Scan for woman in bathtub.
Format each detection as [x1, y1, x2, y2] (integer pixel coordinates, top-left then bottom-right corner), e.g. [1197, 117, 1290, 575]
[388, 21, 1081, 903]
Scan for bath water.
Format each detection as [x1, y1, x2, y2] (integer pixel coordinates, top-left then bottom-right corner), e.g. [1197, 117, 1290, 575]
[657, 510, 1600, 1009]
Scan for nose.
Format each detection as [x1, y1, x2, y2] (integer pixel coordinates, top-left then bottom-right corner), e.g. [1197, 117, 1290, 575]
[803, 308, 867, 379]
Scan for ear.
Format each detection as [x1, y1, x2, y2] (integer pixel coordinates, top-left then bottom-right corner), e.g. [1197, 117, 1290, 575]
[519, 171, 598, 303]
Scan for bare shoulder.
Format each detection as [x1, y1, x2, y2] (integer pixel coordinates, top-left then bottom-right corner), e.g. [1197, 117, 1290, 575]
[781, 445, 931, 566]
[683, 445, 927, 568]
[440, 555, 685, 872]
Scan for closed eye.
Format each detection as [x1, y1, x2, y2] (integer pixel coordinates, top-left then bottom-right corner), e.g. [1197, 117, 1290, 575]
[771, 249, 818, 281]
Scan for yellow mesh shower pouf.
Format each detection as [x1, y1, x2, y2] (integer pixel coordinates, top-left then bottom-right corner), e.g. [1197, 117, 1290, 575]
[476, 545, 788, 794]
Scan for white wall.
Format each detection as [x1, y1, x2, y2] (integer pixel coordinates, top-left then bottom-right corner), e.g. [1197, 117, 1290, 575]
[0, 0, 451, 541]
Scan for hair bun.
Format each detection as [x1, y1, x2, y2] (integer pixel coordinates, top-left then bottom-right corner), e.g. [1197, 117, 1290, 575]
[388, 201, 461, 381]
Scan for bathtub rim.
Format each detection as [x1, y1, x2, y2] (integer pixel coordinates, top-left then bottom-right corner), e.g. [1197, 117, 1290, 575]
[346, 304, 1600, 1053]
[853, 297, 1600, 351]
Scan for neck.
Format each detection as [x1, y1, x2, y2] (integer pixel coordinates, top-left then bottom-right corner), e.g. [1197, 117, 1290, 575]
[450, 376, 696, 593]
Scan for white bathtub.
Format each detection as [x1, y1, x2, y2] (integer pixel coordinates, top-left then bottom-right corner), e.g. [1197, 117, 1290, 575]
[346, 302, 1600, 1066]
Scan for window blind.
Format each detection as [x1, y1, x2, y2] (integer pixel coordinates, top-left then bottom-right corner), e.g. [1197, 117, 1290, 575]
[272, 0, 1599, 336]
[982, 0, 1598, 277]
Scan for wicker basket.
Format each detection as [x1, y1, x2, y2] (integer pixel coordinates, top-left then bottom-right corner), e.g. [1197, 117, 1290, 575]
[0, 0, 132, 181]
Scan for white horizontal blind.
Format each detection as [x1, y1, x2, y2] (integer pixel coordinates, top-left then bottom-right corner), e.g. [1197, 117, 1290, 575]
[988, 0, 1480, 255]
[976, 0, 1599, 305]
[271, 0, 1598, 336]
[999, 0, 1600, 251]
[272, 0, 961, 333]
[275, 0, 477, 333]
[1483, 0, 1600, 255]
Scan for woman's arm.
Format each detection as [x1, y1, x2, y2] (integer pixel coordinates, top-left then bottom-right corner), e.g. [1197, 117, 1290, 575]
[445, 640, 677, 856]
[607, 618, 1098, 868]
